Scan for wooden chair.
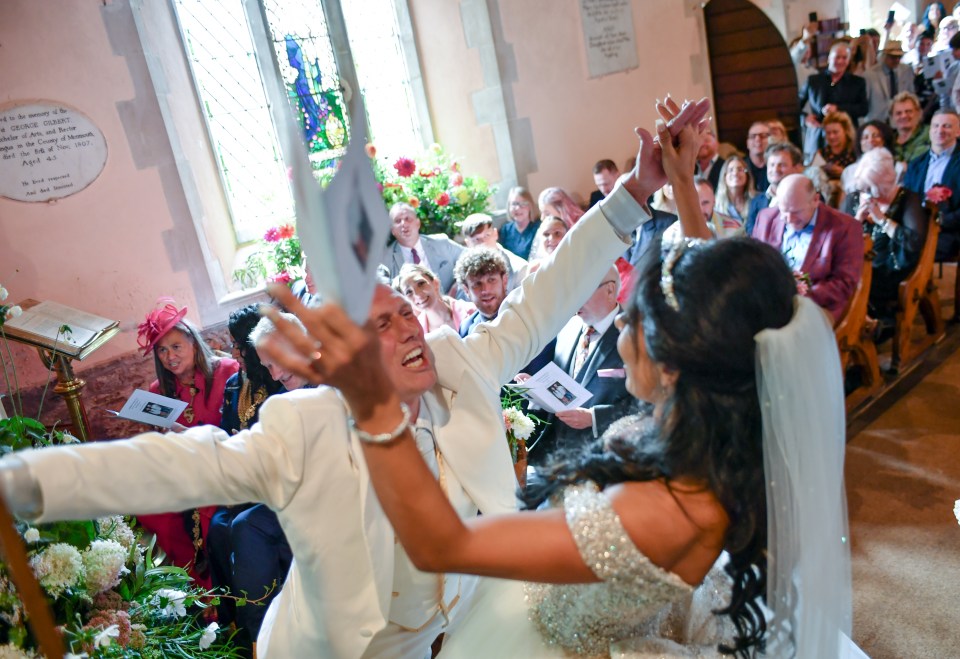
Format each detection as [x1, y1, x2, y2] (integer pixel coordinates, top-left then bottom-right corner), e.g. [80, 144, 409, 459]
[836, 234, 881, 410]
[892, 208, 945, 371]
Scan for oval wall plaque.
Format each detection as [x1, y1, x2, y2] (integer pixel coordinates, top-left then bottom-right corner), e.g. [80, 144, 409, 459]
[0, 102, 108, 203]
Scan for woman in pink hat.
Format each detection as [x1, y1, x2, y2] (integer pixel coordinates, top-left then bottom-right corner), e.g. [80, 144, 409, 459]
[136, 297, 239, 586]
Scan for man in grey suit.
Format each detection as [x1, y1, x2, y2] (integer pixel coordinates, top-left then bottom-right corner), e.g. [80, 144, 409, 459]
[385, 202, 464, 294]
[528, 266, 635, 466]
[862, 42, 916, 124]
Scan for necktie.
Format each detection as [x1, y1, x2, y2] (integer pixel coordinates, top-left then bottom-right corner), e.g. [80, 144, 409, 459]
[572, 326, 596, 378]
[888, 67, 898, 96]
[411, 248, 421, 264]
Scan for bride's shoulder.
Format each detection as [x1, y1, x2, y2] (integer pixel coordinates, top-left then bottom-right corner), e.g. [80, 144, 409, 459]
[603, 479, 729, 586]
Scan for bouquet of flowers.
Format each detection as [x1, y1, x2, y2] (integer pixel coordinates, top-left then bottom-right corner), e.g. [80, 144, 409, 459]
[925, 184, 953, 206]
[500, 388, 546, 488]
[233, 224, 303, 290]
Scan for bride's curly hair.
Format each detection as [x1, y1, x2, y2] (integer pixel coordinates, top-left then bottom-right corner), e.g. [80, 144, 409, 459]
[523, 238, 796, 657]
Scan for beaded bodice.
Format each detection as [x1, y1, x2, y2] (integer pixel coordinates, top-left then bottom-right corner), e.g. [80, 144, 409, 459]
[524, 482, 695, 657]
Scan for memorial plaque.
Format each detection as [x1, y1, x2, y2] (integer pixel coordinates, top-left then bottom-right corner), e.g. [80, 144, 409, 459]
[579, 0, 639, 78]
[0, 102, 108, 203]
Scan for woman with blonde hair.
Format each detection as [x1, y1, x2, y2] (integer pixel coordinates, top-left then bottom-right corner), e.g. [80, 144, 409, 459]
[714, 155, 755, 222]
[394, 263, 476, 333]
[813, 111, 857, 207]
[501, 186, 541, 259]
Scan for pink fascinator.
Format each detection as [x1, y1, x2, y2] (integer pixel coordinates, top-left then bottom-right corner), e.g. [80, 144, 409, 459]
[137, 297, 188, 355]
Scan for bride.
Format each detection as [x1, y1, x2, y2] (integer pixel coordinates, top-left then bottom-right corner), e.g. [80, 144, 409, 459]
[265, 102, 853, 657]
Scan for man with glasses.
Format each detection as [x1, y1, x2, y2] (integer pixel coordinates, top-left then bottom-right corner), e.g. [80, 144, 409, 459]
[745, 122, 772, 192]
[528, 266, 634, 466]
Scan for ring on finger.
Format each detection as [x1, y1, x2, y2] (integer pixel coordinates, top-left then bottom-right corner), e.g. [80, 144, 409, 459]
[309, 349, 323, 371]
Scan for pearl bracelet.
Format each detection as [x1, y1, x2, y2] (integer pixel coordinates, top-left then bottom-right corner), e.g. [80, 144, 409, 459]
[349, 402, 412, 444]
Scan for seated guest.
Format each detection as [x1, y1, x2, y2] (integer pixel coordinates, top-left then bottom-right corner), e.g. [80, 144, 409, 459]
[694, 129, 724, 190]
[589, 159, 620, 207]
[850, 148, 929, 330]
[621, 203, 678, 274]
[385, 201, 464, 295]
[136, 298, 240, 587]
[841, 121, 897, 210]
[461, 213, 528, 290]
[811, 111, 857, 207]
[527, 214, 569, 270]
[455, 247, 555, 374]
[226, 313, 312, 649]
[210, 304, 284, 647]
[903, 109, 960, 297]
[798, 40, 868, 160]
[747, 142, 805, 235]
[744, 121, 771, 191]
[715, 155, 755, 223]
[664, 176, 743, 243]
[527, 267, 635, 466]
[766, 119, 789, 145]
[538, 186, 583, 228]
[650, 182, 677, 215]
[862, 41, 916, 123]
[394, 263, 476, 334]
[752, 174, 863, 323]
[499, 186, 540, 259]
[891, 92, 931, 165]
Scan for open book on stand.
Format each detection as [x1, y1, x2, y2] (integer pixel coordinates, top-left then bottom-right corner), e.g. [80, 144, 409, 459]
[2, 299, 120, 360]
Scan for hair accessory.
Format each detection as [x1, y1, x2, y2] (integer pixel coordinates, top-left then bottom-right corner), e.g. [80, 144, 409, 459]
[349, 402, 412, 444]
[659, 238, 706, 311]
[137, 297, 188, 356]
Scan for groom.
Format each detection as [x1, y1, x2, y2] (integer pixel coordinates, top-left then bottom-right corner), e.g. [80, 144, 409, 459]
[0, 101, 708, 658]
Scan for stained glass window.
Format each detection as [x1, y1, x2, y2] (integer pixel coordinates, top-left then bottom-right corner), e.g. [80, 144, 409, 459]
[173, 0, 424, 243]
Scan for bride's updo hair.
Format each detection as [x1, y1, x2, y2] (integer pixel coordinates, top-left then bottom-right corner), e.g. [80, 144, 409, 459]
[524, 237, 796, 657]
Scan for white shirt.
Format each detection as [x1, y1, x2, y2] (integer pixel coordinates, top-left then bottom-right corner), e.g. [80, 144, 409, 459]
[400, 239, 434, 274]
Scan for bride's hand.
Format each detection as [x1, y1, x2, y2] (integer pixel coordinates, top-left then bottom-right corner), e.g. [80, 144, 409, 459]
[656, 120, 700, 186]
[259, 285, 396, 410]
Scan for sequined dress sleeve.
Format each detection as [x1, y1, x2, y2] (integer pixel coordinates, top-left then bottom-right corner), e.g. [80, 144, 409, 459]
[438, 482, 734, 658]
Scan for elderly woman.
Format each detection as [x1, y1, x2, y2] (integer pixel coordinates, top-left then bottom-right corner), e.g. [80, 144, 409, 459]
[851, 148, 929, 323]
[500, 186, 541, 259]
[136, 298, 240, 586]
[394, 263, 476, 333]
[714, 155, 755, 222]
[841, 120, 896, 202]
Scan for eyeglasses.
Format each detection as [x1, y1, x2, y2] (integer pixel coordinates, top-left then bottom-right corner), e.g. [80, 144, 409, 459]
[748, 132, 771, 140]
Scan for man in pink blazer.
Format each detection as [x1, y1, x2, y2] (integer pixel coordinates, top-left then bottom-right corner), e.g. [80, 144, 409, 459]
[752, 174, 863, 323]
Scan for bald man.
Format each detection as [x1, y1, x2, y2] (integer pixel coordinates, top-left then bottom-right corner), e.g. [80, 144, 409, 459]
[752, 174, 863, 323]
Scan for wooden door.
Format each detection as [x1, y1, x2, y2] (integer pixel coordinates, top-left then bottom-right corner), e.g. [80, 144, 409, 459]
[705, 0, 800, 149]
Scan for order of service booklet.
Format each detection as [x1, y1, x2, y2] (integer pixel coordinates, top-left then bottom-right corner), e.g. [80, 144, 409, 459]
[106, 390, 188, 429]
[507, 362, 593, 414]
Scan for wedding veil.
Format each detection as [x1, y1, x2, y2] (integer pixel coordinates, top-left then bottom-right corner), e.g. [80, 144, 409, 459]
[755, 295, 852, 658]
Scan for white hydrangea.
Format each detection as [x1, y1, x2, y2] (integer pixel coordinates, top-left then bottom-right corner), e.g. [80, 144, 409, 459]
[199, 622, 219, 650]
[97, 516, 136, 551]
[152, 588, 188, 617]
[0, 286, 7, 302]
[954, 499, 960, 525]
[29, 543, 84, 598]
[503, 407, 535, 441]
[83, 539, 129, 595]
[0, 643, 37, 658]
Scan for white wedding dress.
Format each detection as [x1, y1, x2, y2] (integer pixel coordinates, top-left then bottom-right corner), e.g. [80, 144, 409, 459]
[439, 481, 735, 658]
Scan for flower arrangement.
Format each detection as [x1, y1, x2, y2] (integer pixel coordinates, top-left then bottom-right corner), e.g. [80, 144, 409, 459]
[233, 142, 494, 289]
[500, 388, 545, 488]
[0, 284, 242, 657]
[925, 184, 952, 206]
[375, 143, 494, 236]
[233, 224, 303, 290]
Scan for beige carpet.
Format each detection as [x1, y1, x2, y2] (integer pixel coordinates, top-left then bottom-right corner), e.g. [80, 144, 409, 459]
[846, 331, 960, 658]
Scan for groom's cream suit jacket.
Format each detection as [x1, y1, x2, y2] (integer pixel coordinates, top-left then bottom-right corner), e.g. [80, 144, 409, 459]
[20, 188, 647, 657]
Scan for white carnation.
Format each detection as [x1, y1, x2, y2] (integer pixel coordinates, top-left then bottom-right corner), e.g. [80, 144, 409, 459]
[153, 588, 188, 617]
[199, 622, 219, 650]
[504, 408, 535, 441]
[954, 499, 960, 525]
[23, 528, 39, 544]
[29, 543, 84, 598]
[83, 539, 129, 595]
[0, 286, 7, 302]
[4, 306, 22, 321]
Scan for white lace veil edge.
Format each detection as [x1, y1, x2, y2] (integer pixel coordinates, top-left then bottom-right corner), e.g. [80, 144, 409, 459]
[755, 296, 852, 658]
